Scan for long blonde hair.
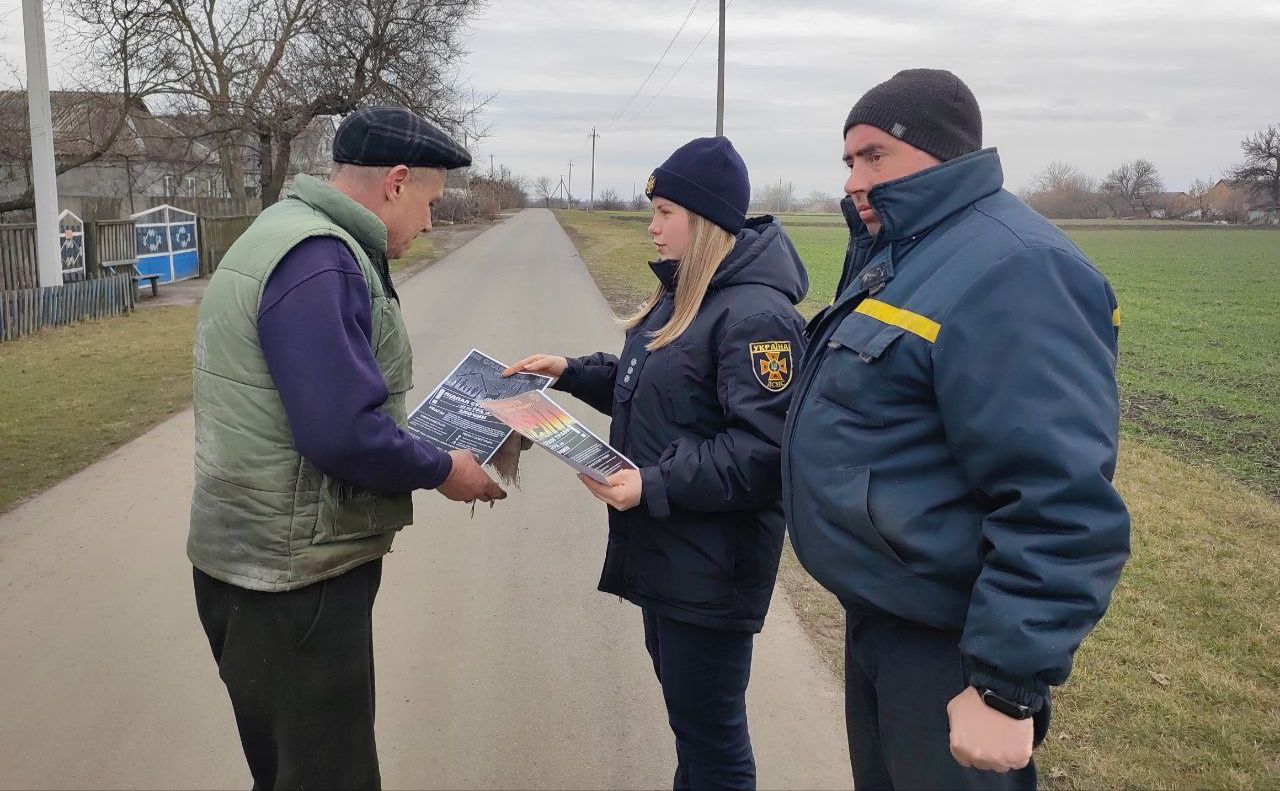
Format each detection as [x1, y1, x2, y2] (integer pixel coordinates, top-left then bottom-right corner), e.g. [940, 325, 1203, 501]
[625, 212, 735, 351]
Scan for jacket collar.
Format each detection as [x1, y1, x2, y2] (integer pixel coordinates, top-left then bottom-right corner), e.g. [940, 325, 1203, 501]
[649, 258, 679, 290]
[287, 174, 389, 257]
[847, 148, 1005, 242]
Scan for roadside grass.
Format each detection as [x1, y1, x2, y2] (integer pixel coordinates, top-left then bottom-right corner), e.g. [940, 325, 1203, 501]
[578, 211, 1280, 499]
[390, 218, 498, 276]
[0, 306, 198, 514]
[0, 219, 497, 515]
[554, 208, 1280, 790]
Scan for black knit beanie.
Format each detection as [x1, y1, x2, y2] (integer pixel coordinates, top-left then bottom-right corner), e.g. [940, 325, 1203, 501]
[645, 137, 750, 234]
[843, 69, 982, 162]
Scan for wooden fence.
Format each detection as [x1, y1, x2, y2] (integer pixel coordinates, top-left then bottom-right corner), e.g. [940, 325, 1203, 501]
[87, 219, 137, 275]
[0, 223, 38, 291]
[198, 215, 255, 276]
[5, 212, 257, 286]
[0, 274, 135, 343]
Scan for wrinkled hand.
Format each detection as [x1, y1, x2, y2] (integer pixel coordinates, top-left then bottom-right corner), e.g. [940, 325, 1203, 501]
[437, 449, 507, 504]
[947, 687, 1033, 773]
[579, 469, 642, 511]
[502, 354, 568, 384]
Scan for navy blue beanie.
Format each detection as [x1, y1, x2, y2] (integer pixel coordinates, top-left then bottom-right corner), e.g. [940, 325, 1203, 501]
[645, 137, 750, 234]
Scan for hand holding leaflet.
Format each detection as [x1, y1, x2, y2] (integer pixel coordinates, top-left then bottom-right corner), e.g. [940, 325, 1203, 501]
[480, 391, 637, 484]
[407, 349, 551, 465]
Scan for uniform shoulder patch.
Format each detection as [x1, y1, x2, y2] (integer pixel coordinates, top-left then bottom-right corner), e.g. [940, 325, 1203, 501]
[750, 341, 793, 392]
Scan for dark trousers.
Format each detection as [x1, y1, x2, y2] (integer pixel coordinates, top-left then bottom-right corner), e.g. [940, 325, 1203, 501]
[642, 609, 756, 791]
[844, 610, 1048, 790]
[193, 560, 383, 791]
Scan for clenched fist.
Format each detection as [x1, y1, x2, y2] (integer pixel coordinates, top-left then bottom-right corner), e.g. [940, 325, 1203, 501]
[947, 687, 1033, 773]
[437, 449, 507, 504]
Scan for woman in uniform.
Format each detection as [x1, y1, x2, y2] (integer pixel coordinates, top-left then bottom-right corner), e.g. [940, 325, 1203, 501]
[504, 137, 808, 791]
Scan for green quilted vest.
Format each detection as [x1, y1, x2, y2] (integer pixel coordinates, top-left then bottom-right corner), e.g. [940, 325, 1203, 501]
[188, 174, 415, 591]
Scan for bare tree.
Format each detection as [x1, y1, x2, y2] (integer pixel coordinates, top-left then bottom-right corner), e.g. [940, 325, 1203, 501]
[533, 176, 553, 208]
[1227, 124, 1280, 213]
[50, 0, 491, 207]
[0, 0, 176, 214]
[1101, 159, 1163, 218]
[1024, 161, 1104, 219]
[629, 194, 648, 211]
[1186, 178, 1214, 221]
[469, 164, 527, 216]
[594, 187, 624, 211]
[801, 190, 840, 213]
[753, 181, 795, 214]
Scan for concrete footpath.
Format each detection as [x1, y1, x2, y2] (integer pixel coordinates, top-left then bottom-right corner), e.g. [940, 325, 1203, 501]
[0, 208, 849, 790]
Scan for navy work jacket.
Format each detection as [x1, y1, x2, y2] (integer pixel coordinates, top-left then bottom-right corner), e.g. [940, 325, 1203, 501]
[782, 149, 1129, 709]
[557, 217, 808, 632]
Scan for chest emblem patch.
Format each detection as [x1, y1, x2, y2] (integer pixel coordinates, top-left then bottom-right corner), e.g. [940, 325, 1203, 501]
[750, 341, 793, 392]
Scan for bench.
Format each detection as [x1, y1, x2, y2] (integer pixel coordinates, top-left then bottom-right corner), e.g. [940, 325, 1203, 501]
[131, 265, 162, 298]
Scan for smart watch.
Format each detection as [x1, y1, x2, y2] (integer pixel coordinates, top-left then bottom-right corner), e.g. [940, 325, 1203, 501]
[978, 687, 1034, 720]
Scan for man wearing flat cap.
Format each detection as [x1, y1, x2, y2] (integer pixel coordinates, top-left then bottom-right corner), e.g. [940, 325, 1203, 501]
[188, 106, 504, 789]
[783, 70, 1130, 787]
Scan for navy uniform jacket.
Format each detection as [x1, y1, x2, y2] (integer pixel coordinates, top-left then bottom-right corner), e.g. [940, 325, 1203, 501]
[782, 149, 1129, 710]
[555, 217, 808, 632]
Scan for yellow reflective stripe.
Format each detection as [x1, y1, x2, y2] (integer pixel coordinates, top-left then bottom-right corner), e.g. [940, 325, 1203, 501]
[1112, 308, 1121, 327]
[854, 299, 941, 343]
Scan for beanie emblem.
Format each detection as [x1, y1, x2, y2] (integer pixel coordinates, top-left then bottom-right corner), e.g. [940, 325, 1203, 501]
[645, 173, 656, 198]
[890, 122, 907, 138]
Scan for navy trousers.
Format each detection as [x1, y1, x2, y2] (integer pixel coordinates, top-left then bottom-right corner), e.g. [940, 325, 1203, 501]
[844, 610, 1049, 790]
[642, 609, 757, 791]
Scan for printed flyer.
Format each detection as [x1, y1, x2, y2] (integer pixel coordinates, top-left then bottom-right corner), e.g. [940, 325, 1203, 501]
[480, 391, 637, 483]
[407, 349, 552, 464]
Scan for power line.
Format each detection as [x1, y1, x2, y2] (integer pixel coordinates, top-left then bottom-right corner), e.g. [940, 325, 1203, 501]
[606, 0, 701, 129]
[618, 0, 734, 129]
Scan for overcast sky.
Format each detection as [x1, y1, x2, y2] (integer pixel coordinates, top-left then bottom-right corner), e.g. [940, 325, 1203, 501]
[3, 0, 1277, 197]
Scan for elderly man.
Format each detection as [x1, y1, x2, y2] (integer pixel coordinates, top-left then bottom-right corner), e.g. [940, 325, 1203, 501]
[782, 70, 1130, 788]
[188, 107, 504, 790]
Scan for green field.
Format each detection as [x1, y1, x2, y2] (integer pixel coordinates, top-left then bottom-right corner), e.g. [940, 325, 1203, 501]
[554, 209, 1280, 790]
[581, 211, 1280, 498]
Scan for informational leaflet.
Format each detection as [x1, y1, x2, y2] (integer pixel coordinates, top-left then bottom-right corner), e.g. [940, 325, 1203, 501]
[480, 391, 637, 483]
[407, 349, 552, 464]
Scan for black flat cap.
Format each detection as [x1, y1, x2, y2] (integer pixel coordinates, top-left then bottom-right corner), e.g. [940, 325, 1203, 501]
[333, 106, 472, 170]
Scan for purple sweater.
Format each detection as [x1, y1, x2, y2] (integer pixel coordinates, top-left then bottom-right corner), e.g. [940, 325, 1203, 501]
[257, 236, 452, 493]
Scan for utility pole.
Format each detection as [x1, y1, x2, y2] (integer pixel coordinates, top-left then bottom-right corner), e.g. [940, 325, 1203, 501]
[567, 160, 574, 209]
[715, 0, 726, 136]
[489, 154, 495, 180]
[588, 127, 599, 212]
[22, 0, 62, 287]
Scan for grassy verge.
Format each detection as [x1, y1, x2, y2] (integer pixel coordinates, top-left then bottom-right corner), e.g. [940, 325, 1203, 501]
[0, 306, 198, 514]
[553, 208, 1280, 790]
[574, 210, 1280, 498]
[390, 219, 497, 277]
[0, 218, 500, 516]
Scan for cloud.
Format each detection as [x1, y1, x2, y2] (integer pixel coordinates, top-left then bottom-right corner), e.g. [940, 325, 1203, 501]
[2, 0, 1276, 199]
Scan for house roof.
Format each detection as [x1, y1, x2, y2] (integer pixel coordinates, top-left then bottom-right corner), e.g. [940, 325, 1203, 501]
[0, 91, 214, 166]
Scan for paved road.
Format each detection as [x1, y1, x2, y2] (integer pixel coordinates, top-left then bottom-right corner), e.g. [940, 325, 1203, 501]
[0, 208, 849, 790]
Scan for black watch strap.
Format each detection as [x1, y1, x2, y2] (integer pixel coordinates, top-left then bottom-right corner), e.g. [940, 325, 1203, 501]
[979, 687, 1034, 720]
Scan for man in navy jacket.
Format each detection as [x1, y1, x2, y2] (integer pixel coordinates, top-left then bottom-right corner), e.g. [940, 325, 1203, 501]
[782, 69, 1129, 788]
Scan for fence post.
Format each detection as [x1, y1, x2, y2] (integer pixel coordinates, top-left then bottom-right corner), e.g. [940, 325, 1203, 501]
[84, 220, 102, 279]
[197, 216, 209, 277]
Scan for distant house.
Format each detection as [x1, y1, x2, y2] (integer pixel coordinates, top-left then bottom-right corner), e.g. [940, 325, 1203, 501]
[1151, 191, 1195, 220]
[1204, 178, 1276, 224]
[0, 91, 226, 213]
[0, 91, 337, 218]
